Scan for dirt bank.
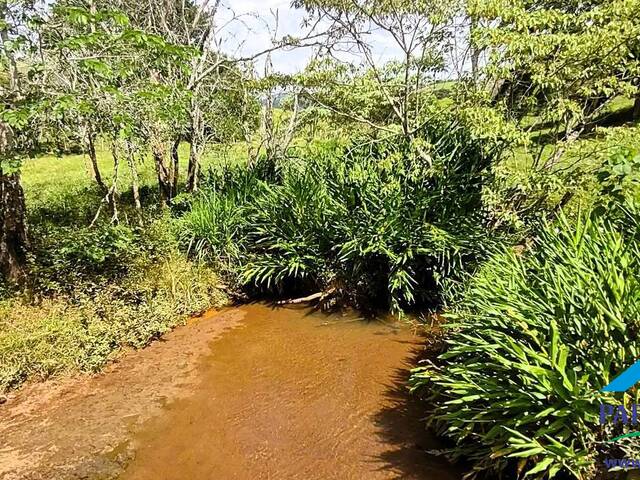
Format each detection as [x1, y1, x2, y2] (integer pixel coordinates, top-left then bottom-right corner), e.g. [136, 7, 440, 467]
[0, 309, 242, 480]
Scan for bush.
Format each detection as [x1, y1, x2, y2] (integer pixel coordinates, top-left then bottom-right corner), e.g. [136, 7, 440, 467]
[410, 208, 640, 479]
[179, 188, 249, 267]
[182, 116, 507, 311]
[0, 248, 227, 392]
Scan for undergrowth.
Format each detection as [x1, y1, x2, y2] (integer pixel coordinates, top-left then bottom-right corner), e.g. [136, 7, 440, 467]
[410, 152, 640, 479]
[181, 116, 510, 312]
[0, 217, 227, 392]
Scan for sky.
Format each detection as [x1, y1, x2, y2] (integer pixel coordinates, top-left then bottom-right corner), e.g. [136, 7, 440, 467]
[217, 0, 407, 74]
[218, 0, 311, 73]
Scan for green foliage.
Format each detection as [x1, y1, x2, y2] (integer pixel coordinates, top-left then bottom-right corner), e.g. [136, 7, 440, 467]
[182, 115, 507, 311]
[0, 216, 227, 392]
[485, 126, 640, 232]
[3, 10, 640, 480]
[410, 203, 640, 478]
[180, 190, 247, 267]
[473, 0, 640, 131]
[240, 157, 335, 292]
[34, 224, 135, 279]
[301, 60, 398, 128]
[596, 149, 640, 210]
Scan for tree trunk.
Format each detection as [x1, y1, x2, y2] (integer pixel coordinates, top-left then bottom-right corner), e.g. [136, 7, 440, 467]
[152, 145, 172, 207]
[97, 141, 121, 224]
[171, 138, 180, 197]
[85, 125, 107, 192]
[125, 143, 142, 218]
[0, 9, 28, 283]
[186, 102, 203, 193]
[129, 158, 142, 212]
[470, 19, 480, 82]
[0, 171, 28, 283]
[186, 141, 201, 193]
[0, 121, 28, 283]
[279, 91, 300, 158]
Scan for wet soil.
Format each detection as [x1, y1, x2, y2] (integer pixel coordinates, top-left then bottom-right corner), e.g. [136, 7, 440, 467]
[0, 304, 458, 480]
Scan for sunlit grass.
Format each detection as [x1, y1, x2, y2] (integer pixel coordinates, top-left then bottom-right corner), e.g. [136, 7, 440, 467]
[21, 140, 248, 210]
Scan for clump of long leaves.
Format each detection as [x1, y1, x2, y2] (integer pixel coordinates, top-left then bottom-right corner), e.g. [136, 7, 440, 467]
[178, 157, 275, 271]
[181, 115, 505, 311]
[241, 157, 338, 292]
[410, 206, 640, 479]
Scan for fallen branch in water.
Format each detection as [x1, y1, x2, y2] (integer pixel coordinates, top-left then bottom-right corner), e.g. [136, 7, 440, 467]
[276, 289, 336, 305]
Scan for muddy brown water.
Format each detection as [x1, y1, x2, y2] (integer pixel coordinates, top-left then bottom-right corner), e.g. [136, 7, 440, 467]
[0, 304, 459, 480]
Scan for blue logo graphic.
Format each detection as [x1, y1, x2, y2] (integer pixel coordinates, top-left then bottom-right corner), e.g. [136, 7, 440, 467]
[602, 360, 640, 392]
[600, 360, 640, 446]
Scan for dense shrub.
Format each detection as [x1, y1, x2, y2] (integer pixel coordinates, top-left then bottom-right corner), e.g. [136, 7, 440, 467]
[180, 191, 246, 264]
[410, 207, 640, 479]
[178, 158, 275, 270]
[32, 224, 137, 283]
[181, 117, 508, 311]
[0, 237, 227, 392]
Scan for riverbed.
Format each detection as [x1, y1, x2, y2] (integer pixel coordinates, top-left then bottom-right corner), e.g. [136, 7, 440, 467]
[0, 304, 458, 479]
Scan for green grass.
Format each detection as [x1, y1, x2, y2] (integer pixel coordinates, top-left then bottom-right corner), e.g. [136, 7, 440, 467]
[0, 142, 239, 392]
[21, 141, 248, 206]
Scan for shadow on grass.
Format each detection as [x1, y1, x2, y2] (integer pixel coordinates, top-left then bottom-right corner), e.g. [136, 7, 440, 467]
[529, 104, 637, 147]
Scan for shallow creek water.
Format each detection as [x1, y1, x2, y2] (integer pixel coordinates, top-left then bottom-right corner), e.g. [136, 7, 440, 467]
[0, 303, 459, 480]
[119, 304, 458, 480]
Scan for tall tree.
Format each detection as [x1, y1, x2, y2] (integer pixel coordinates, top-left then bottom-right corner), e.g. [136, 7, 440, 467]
[42, 4, 195, 212]
[105, 0, 321, 191]
[0, 0, 31, 282]
[0, 122, 28, 282]
[295, 0, 461, 141]
[94, 0, 214, 192]
[472, 0, 640, 146]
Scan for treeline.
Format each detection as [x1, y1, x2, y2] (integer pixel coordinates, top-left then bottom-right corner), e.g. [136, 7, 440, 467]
[2, 0, 639, 282]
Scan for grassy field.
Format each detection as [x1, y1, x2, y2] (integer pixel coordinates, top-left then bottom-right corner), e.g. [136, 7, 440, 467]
[0, 142, 240, 392]
[21, 141, 249, 208]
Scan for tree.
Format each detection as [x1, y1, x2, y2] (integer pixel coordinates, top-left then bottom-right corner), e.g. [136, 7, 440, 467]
[42, 4, 195, 213]
[104, 0, 333, 190]
[96, 0, 218, 192]
[294, 0, 461, 141]
[472, 0, 640, 147]
[0, 122, 28, 282]
[93, 0, 239, 192]
[0, 0, 32, 282]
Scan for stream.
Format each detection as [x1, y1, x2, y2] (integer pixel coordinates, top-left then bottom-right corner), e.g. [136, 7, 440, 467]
[0, 304, 458, 480]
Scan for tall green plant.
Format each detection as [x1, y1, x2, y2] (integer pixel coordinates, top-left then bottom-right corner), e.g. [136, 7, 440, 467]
[183, 113, 507, 311]
[411, 208, 640, 478]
